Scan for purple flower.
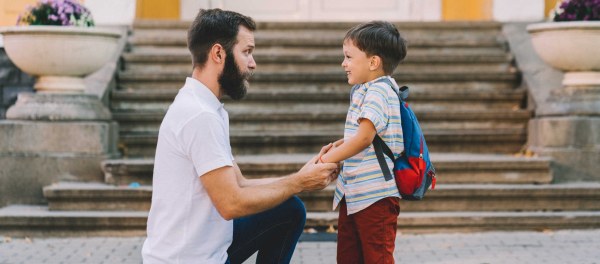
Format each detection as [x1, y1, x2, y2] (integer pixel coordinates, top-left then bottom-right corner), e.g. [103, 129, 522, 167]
[554, 0, 600, 21]
[17, 0, 94, 27]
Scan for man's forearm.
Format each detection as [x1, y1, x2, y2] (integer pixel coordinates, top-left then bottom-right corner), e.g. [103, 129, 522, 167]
[210, 147, 336, 220]
[240, 177, 281, 187]
[227, 174, 303, 219]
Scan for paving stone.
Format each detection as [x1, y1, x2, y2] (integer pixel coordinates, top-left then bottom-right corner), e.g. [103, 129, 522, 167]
[1, 230, 599, 264]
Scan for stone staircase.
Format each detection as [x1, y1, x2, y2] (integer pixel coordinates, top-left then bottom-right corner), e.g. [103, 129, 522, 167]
[2, 21, 600, 236]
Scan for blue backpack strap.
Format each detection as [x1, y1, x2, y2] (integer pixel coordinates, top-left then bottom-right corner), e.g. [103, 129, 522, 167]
[373, 78, 409, 101]
[371, 77, 408, 181]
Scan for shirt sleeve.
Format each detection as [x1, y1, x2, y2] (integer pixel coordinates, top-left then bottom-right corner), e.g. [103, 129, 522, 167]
[358, 84, 390, 134]
[179, 113, 233, 177]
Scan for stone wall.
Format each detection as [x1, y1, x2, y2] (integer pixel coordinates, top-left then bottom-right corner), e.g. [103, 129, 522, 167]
[0, 48, 34, 119]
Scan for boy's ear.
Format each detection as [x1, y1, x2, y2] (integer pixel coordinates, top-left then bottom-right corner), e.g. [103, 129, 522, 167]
[369, 56, 382, 71]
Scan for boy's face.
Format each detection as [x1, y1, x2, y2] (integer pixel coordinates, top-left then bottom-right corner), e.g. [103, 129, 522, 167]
[342, 40, 372, 85]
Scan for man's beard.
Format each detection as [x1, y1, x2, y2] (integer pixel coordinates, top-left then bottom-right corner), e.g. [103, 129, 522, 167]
[218, 50, 250, 101]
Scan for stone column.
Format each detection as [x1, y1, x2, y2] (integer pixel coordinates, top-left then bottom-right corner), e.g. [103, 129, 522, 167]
[0, 93, 119, 206]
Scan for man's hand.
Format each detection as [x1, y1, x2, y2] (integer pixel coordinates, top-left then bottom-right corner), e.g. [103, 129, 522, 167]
[294, 144, 338, 192]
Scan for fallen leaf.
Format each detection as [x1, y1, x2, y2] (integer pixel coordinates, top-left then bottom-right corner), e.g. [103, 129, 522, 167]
[304, 228, 317, 234]
[326, 225, 337, 233]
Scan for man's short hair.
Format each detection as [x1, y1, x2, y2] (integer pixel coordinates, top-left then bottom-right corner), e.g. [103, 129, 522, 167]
[188, 9, 256, 68]
[344, 21, 407, 75]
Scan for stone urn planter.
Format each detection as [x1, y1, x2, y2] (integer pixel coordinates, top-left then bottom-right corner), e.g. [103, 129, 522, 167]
[0, 26, 120, 93]
[527, 21, 600, 88]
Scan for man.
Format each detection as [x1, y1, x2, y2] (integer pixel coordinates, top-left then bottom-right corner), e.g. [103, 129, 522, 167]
[141, 9, 339, 264]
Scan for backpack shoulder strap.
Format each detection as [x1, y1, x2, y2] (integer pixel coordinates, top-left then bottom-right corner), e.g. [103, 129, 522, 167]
[373, 134, 395, 181]
[373, 77, 409, 101]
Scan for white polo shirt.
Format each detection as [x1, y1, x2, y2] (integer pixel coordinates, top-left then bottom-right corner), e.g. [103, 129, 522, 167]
[142, 77, 234, 264]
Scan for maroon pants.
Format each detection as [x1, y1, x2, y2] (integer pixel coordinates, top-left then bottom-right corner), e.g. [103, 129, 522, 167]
[337, 197, 400, 264]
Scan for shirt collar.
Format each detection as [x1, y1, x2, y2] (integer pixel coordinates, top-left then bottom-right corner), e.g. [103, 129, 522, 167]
[183, 77, 224, 110]
[365, 75, 393, 88]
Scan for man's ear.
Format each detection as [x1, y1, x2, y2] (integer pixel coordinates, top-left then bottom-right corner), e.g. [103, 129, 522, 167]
[369, 56, 382, 71]
[210, 44, 225, 64]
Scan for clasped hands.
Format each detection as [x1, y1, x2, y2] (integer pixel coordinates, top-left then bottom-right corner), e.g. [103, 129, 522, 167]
[295, 141, 343, 192]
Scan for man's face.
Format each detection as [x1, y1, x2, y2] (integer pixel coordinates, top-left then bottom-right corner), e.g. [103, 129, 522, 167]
[218, 26, 256, 100]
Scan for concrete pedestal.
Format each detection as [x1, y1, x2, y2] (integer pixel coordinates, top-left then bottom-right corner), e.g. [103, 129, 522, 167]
[529, 117, 600, 182]
[529, 80, 600, 182]
[0, 93, 119, 206]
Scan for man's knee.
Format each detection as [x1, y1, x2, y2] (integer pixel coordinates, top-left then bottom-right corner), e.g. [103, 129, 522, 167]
[285, 196, 306, 226]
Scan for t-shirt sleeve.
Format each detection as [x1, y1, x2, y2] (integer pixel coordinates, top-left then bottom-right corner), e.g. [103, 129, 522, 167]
[358, 84, 390, 134]
[179, 113, 233, 177]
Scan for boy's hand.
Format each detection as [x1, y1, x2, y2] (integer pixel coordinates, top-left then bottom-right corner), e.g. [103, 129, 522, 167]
[316, 143, 333, 164]
[295, 143, 337, 191]
[317, 139, 344, 163]
[313, 143, 342, 178]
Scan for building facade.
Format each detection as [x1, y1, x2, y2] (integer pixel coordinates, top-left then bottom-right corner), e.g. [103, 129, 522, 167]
[1, 0, 561, 27]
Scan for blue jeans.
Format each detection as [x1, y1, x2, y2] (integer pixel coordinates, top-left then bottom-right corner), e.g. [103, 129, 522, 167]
[225, 196, 306, 264]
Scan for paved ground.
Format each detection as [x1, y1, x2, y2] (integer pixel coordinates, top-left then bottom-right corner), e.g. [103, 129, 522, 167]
[1, 230, 600, 264]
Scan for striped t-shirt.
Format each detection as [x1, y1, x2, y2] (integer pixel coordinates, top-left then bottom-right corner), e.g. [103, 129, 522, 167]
[333, 76, 404, 215]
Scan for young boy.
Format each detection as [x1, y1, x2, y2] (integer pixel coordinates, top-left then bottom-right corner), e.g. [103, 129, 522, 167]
[318, 21, 407, 263]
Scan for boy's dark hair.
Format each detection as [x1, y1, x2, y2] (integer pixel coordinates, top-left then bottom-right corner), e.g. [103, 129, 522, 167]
[187, 9, 256, 68]
[345, 21, 407, 75]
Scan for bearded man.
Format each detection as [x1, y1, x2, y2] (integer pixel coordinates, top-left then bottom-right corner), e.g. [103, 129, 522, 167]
[141, 9, 339, 264]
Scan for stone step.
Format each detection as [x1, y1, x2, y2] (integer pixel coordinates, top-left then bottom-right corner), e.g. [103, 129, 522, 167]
[118, 71, 519, 84]
[42, 182, 600, 213]
[129, 27, 506, 47]
[129, 37, 506, 51]
[101, 153, 552, 186]
[130, 46, 509, 63]
[130, 28, 505, 48]
[0, 205, 148, 237]
[125, 63, 514, 76]
[133, 20, 504, 31]
[123, 48, 512, 65]
[118, 81, 517, 93]
[112, 109, 530, 134]
[110, 89, 526, 113]
[131, 36, 504, 49]
[4, 205, 599, 236]
[118, 129, 526, 157]
[111, 88, 525, 102]
[301, 183, 600, 212]
[120, 64, 517, 77]
[307, 211, 600, 233]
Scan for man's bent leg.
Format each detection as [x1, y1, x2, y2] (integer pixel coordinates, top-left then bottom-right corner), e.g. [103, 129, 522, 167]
[226, 196, 306, 264]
